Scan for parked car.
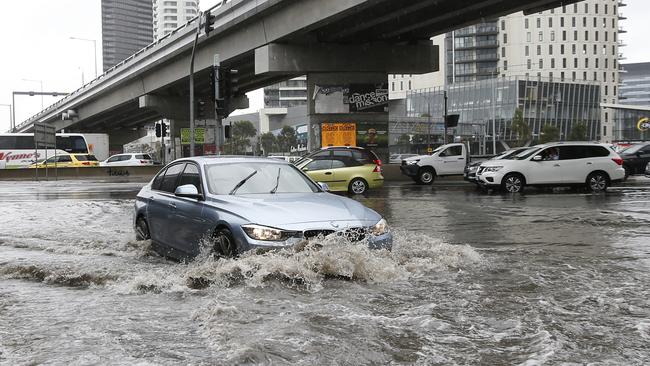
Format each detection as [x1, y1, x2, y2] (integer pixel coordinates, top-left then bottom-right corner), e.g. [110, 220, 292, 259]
[30, 153, 99, 168]
[476, 142, 625, 193]
[267, 155, 301, 164]
[464, 147, 530, 184]
[101, 153, 156, 167]
[389, 153, 418, 164]
[618, 142, 650, 178]
[133, 156, 392, 259]
[646, 162, 650, 178]
[400, 143, 468, 184]
[294, 146, 384, 194]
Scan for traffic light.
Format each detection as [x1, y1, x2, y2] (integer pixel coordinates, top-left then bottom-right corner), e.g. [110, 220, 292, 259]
[155, 123, 162, 137]
[161, 123, 168, 137]
[204, 11, 216, 36]
[224, 124, 231, 139]
[213, 67, 239, 119]
[196, 100, 207, 120]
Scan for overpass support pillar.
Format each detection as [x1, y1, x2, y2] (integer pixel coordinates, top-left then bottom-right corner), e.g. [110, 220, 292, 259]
[306, 72, 390, 162]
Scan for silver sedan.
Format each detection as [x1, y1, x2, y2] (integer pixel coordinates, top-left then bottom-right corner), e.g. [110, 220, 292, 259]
[134, 157, 392, 259]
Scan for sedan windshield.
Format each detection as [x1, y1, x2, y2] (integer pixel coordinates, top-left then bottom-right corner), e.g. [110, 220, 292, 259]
[205, 162, 319, 195]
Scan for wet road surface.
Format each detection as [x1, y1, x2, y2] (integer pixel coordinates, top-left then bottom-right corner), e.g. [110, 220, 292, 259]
[1, 179, 649, 364]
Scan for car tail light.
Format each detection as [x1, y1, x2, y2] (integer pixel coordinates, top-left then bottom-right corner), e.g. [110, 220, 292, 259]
[140, 160, 147, 164]
[373, 159, 382, 173]
[82, 162, 91, 166]
[612, 157, 623, 166]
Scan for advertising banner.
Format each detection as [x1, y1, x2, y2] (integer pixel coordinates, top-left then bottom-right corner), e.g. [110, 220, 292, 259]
[321, 123, 357, 147]
[345, 84, 389, 113]
[356, 122, 389, 148]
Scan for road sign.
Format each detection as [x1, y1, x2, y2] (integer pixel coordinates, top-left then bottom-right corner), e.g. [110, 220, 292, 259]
[181, 128, 205, 145]
[33, 123, 56, 147]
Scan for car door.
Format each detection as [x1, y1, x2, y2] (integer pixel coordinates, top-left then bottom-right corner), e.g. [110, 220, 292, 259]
[303, 159, 336, 185]
[167, 163, 212, 256]
[55, 155, 73, 168]
[147, 163, 185, 248]
[556, 146, 589, 183]
[104, 155, 122, 166]
[526, 147, 565, 184]
[438, 145, 465, 175]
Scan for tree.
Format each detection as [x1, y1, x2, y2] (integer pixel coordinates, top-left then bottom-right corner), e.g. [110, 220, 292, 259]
[510, 108, 531, 147]
[539, 124, 560, 144]
[260, 132, 277, 155]
[277, 125, 297, 153]
[225, 120, 256, 154]
[568, 121, 588, 141]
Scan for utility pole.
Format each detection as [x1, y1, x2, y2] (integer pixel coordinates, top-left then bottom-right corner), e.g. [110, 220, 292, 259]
[188, 11, 204, 157]
[443, 90, 448, 144]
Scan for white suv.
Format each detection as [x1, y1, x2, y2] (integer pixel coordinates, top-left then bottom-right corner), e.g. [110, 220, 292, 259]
[476, 142, 625, 193]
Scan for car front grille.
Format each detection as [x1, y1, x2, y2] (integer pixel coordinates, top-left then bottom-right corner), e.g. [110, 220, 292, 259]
[303, 227, 367, 242]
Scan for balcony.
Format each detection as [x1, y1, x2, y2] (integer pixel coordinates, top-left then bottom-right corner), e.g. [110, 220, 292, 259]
[454, 39, 499, 50]
[618, 1, 627, 7]
[618, 27, 627, 33]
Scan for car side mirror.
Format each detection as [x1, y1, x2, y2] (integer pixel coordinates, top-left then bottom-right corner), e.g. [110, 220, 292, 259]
[532, 155, 543, 161]
[175, 184, 202, 200]
[318, 182, 330, 192]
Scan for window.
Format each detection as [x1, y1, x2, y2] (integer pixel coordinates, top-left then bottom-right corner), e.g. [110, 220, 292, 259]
[527, 32, 531, 42]
[548, 18, 552, 27]
[177, 164, 202, 193]
[527, 59, 532, 69]
[563, 58, 567, 68]
[57, 155, 72, 163]
[503, 33, 508, 43]
[585, 31, 589, 41]
[582, 44, 587, 55]
[595, 59, 599, 68]
[585, 58, 589, 68]
[595, 4, 599, 14]
[551, 58, 555, 68]
[572, 44, 576, 55]
[391, 82, 394, 92]
[502, 47, 506, 57]
[550, 31, 555, 41]
[537, 18, 541, 28]
[306, 160, 333, 171]
[135, 154, 153, 160]
[585, 146, 610, 158]
[539, 59, 543, 69]
[549, 45, 553, 55]
[604, 126, 607, 136]
[562, 30, 566, 41]
[537, 45, 541, 56]
[560, 17, 564, 27]
[75, 155, 97, 162]
[583, 17, 587, 27]
[441, 146, 463, 157]
[583, 71, 587, 80]
[152, 168, 166, 190]
[574, 59, 578, 68]
[574, 30, 578, 41]
[561, 44, 565, 54]
[107, 155, 122, 163]
[504, 60, 508, 70]
[525, 45, 529, 56]
[539, 31, 543, 41]
[161, 163, 185, 193]
[525, 18, 529, 29]
[572, 17, 576, 27]
[501, 20, 505, 30]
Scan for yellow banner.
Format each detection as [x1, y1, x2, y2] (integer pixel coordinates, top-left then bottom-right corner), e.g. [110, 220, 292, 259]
[321, 123, 356, 147]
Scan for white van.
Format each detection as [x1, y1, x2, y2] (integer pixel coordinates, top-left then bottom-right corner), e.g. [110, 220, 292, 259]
[400, 143, 469, 184]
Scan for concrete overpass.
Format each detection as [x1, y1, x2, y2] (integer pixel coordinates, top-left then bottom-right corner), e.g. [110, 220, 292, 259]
[14, 0, 580, 151]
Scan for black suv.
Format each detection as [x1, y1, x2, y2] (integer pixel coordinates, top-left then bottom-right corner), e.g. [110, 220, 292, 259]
[619, 142, 650, 177]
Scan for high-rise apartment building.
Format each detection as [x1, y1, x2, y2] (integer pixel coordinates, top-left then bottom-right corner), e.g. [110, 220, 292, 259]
[392, 0, 626, 142]
[101, 0, 154, 71]
[153, 0, 200, 41]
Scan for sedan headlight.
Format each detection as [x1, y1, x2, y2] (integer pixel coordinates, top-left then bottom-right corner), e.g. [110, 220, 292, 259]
[242, 224, 294, 241]
[371, 219, 390, 236]
[405, 159, 420, 165]
[483, 166, 503, 172]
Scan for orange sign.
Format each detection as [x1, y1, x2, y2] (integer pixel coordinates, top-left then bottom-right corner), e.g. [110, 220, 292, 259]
[321, 123, 356, 147]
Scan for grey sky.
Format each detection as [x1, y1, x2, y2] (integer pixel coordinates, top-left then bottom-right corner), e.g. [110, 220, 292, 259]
[1, 0, 648, 132]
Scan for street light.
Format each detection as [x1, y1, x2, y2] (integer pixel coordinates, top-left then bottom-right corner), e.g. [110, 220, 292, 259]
[21, 79, 43, 110]
[0, 104, 12, 132]
[69, 37, 98, 78]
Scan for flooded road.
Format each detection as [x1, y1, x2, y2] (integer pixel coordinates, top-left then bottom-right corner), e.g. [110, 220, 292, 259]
[1, 180, 649, 365]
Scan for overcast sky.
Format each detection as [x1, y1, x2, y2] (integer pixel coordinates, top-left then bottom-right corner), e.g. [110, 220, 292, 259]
[1, 0, 649, 132]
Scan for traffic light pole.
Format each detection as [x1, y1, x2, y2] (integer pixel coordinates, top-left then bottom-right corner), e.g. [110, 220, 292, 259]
[188, 12, 203, 157]
[443, 90, 448, 145]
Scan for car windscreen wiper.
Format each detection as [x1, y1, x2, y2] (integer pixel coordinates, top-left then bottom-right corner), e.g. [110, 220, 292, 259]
[229, 170, 258, 195]
[269, 168, 281, 194]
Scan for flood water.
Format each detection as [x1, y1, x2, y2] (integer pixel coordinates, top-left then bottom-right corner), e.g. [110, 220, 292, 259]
[1, 181, 649, 365]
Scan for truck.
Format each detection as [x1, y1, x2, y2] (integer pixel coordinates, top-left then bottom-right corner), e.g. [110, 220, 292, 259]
[399, 143, 469, 184]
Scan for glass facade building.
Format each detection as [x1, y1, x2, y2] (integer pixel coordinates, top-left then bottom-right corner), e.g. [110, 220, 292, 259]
[263, 76, 308, 108]
[390, 76, 601, 154]
[101, 0, 154, 72]
[446, 22, 499, 84]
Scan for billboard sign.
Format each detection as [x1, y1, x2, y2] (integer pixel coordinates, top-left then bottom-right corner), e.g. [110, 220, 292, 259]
[33, 123, 56, 147]
[321, 123, 356, 147]
[345, 84, 389, 113]
[356, 122, 388, 148]
[181, 128, 205, 145]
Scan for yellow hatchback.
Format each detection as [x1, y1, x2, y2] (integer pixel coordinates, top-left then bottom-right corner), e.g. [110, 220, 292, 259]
[30, 154, 100, 168]
[295, 146, 384, 194]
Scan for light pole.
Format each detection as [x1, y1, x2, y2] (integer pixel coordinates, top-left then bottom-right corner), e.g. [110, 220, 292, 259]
[21, 79, 44, 110]
[0, 104, 11, 132]
[69, 37, 98, 78]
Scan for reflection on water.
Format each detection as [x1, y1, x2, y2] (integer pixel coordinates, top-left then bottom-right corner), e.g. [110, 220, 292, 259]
[1, 183, 649, 364]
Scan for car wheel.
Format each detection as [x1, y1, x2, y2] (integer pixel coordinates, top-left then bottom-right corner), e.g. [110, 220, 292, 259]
[587, 171, 609, 192]
[501, 173, 525, 193]
[135, 216, 150, 240]
[349, 178, 368, 195]
[212, 228, 237, 258]
[417, 168, 435, 185]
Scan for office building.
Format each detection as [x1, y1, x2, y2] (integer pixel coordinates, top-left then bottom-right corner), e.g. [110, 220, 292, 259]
[619, 62, 650, 106]
[101, 0, 154, 71]
[153, 0, 200, 41]
[263, 76, 308, 108]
